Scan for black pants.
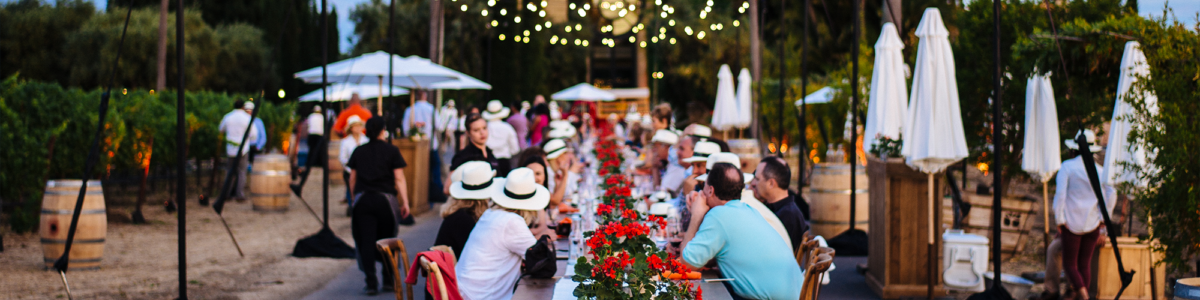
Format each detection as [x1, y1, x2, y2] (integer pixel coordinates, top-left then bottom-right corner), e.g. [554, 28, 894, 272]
[306, 135, 324, 168]
[351, 192, 397, 289]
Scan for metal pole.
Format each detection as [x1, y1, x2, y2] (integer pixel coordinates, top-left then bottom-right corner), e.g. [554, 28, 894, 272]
[176, 0, 188, 298]
[389, 0, 395, 129]
[777, 0, 786, 149]
[321, 0, 330, 228]
[991, 0, 1004, 285]
[797, 0, 809, 187]
[849, 0, 860, 232]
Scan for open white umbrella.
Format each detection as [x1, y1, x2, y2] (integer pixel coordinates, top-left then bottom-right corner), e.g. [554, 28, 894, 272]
[551, 83, 617, 101]
[711, 65, 739, 132]
[794, 86, 838, 106]
[1022, 72, 1061, 247]
[901, 8, 968, 296]
[294, 51, 459, 88]
[733, 68, 753, 130]
[298, 83, 409, 102]
[864, 22, 908, 152]
[1103, 41, 1158, 188]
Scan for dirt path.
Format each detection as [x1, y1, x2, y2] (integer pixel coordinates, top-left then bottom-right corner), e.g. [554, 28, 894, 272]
[0, 169, 368, 300]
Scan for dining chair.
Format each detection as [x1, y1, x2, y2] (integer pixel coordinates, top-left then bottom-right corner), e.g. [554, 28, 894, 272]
[799, 252, 835, 300]
[376, 238, 414, 300]
[418, 245, 458, 300]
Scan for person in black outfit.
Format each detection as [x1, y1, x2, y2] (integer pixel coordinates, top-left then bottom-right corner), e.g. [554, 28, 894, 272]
[749, 156, 810, 252]
[450, 113, 499, 172]
[436, 161, 496, 258]
[345, 117, 411, 295]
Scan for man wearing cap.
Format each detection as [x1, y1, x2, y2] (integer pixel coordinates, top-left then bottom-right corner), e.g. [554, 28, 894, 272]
[483, 100, 521, 176]
[334, 93, 374, 137]
[750, 157, 809, 252]
[680, 163, 803, 300]
[218, 100, 259, 201]
[403, 95, 447, 203]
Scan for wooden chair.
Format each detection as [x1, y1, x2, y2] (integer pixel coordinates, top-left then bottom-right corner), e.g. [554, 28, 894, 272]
[799, 251, 835, 300]
[417, 245, 458, 300]
[376, 238, 414, 300]
[796, 238, 820, 271]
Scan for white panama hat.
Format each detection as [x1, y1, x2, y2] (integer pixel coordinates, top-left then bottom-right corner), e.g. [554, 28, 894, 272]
[547, 121, 577, 139]
[450, 161, 502, 200]
[691, 125, 712, 138]
[682, 140, 721, 164]
[491, 167, 550, 211]
[695, 152, 754, 184]
[345, 115, 365, 129]
[243, 101, 255, 110]
[651, 129, 679, 145]
[482, 100, 511, 121]
[1064, 129, 1104, 152]
[544, 139, 569, 160]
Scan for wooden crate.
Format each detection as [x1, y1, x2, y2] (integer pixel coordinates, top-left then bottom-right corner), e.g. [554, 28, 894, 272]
[940, 193, 1036, 261]
[393, 138, 430, 216]
[866, 157, 947, 299]
[1095, 237, 1165, 300]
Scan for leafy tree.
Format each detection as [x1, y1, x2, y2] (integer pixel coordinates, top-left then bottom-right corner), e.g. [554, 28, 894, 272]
[0, 0, 96, 85]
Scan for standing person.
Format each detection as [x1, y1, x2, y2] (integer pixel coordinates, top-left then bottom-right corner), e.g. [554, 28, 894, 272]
[679, 163, 803, 300]
[482, 100, 520, 176]
[247, 102, 267, 164]
[749, 157, 809, 252]
[455, 167, 548, 300]
[529, 96, 551, 146]
[303, 106, 325, 174]
[507, 102, 530, 149]
[1053, 130, 1116, 300]
[450, 113, 499, 172]
[438, 161, 499, 258]
[436, 100, 459, 177]
[403, 95, 447, 204]
[218, 100, 259, 201]
[338, 116, 367, 213]
[345, 117, 411, 295]
[333, 93, 373, 137]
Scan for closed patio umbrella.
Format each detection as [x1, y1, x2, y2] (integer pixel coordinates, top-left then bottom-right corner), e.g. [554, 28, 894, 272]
[1103, 41, 1158, 188]
[711, 65, 739, 133]
[864, 22, 908, 153]
[902, 8, 968, 298]
[733, 68, 753, 130]
[1022, 72, 1061, 248]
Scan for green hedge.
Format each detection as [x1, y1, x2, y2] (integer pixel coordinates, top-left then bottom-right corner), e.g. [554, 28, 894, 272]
[0, 75, 295, 232]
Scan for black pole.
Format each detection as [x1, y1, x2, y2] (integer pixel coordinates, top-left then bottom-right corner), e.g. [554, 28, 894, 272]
[991, 0, 1004, 285]
[321, 0, 330, 228]
[797, 0, 809, 187]
[389, 0, 395, 125]
[777, 0, 785, 149]
[849, 0, 860, 232]
[176, 0, 187, 298]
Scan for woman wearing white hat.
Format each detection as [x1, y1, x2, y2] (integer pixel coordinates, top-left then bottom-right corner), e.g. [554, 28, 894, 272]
[339, 115, 368, 214]
[1053, 129, 1116, 300]
[455, 167, 550, 300]
[436, 161, 500, 259]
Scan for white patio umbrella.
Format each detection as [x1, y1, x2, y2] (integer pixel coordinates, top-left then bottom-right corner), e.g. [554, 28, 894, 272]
[732, 68, 753, 130]
[902, 9, 968, 295]
[1103, 41, 1158, 188]
[711, 65, 739, 132]
[551, 83, 617, 101]
[864, 22, 908, 153]
[794, 86, 837, 106]
[298, 83, 409, 102]
[293, 51, 460, 88]
[1021, 72, 1061, 246]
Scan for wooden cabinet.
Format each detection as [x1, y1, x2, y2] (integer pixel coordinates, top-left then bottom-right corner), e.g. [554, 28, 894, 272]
[393, 138, 430, 216]
[866, 157, 947, 299]
[1095, 237, 1165, 300]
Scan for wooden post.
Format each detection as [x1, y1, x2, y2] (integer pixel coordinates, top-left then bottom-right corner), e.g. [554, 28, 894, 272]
[1043, 181, 1051, 250]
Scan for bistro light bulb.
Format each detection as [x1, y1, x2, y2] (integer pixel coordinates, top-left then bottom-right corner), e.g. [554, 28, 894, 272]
[733, 20, 740, 27]
[278, 89, 286, 98]
[482, 9, 488, 16]
[628, 36, 636, 43]
[582, 40, 589, 46]
[500, 8, 507, 15]
[669, 38, 676, 44]
[461, 4, 468, 11]
[515, 16, 522, 23]
[575, 24, 582, 31]
[566, 26, 573, 32]
[569, 3, 576, 9]
[535, 25, 542, 31]
[669, 19, 675, 26]
[491, 20, 498, 26]
[499, 34, 506, 40]
[539, 10, 546, 17]
[524, 30, 531, 36]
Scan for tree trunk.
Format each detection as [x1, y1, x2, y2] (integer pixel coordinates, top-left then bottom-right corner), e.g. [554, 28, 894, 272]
[882, 0, 901, 28]
[156, 0, 169, 91]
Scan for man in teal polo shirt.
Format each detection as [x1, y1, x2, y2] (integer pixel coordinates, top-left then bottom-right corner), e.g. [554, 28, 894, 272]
[680, 163, 803, 300]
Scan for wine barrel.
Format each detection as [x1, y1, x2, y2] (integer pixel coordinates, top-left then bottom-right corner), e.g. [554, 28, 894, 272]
[251, 154, 291, 212]
[41, 180, 106, 270]
[726, 139, 761, 174]
[806, 163, 869, 238]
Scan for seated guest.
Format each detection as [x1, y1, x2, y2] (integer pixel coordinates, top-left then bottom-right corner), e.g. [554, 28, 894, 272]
[680, 140, 721, 194]
[436, 161, 499, 259]
[456, 168, 549, 300]
[680, 163, 803, 300]
[645, 129, 679, 189]
[749, 157, 809, 252]
[762, 156, 810, 220]
[517, 149, 559, 239]
[544, 139, 582, 201]
[662, 135, 697, 195]
[697, 153, 792, 251]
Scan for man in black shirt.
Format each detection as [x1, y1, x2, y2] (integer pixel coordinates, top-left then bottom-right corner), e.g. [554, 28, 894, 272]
[749, 156, 809, 252]
[345, 117, 410, 295]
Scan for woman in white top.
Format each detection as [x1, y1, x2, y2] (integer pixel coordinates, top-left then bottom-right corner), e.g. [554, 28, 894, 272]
[340, 116, 368, 211]
[1053, 130, 1116, 300]
[455, 167, 549, 300]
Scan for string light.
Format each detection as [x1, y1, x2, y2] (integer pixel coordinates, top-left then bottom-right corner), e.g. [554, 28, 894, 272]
[660, 12, 667, 18]
[561, 39, 567, 45]
[545, 21, 552, 28]
[684, 26, 693, 35]
[582, 40, 589, 47]
[574, 39, 581, 45]
[669, 19, 675, 26]
[632, 27, 639, 33]
[491, 20, 498, 26]
[551, 35, 559, 44]
[460, 4, 467, 11]
[669, 38, 676, 44]
[539, 10, 546, 17]
[524, 30, 531, 36]
[500, 8, 507, 15]
[651, 36, 658, 43]
[566, 26, 573, 32]
[499, 34, 506, 40]
[705, 6, 712, 12]
[733, 20, 740, 27]
[578, 9, 586, 17]
[699, 11, 707, 19]
[540, 1, 547, 7]
[481, 10, 488, 16]
[514, 16, 522, 23]
[697, 31, 706, 39]
[583, 3, 590, 10]
[569, 3, 575, 9]
[639, 41, 647, 48]
[628, 36, 636, 43]
[487, 0, 495, 6]
[527, 3, 537, 11]
[535, 24, 542, 31]
[660, 27, 666, 33]
[575, 24, 582, 31]
[523, 36, 530, 43]
[618, 9, 627, 17]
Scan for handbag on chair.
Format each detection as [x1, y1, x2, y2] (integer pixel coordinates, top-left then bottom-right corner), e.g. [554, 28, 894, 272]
[523, 235, 558, 278]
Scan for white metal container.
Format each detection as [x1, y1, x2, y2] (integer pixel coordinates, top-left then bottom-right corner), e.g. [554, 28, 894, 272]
[942, 229, 989, 292]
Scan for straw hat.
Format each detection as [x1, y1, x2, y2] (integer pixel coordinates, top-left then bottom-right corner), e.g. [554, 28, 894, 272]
[649, 202, 675, 217]
[651, 129, 679, 145]
[695, 152, 754, 184]
[243, 101, 255, 110]
[450, 161, 502, 200]
[1064, 129, 1103, 152]
[691, 125, 712, 139]
[491, 167, 550, 211]
[549, 102, 563, 120]
[544, 139, 569, 160]
[548, 121, 577, 139]
[346, 115, 365, 129]
[482, 100, 511, 121]
[682, 140, 721, 163]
